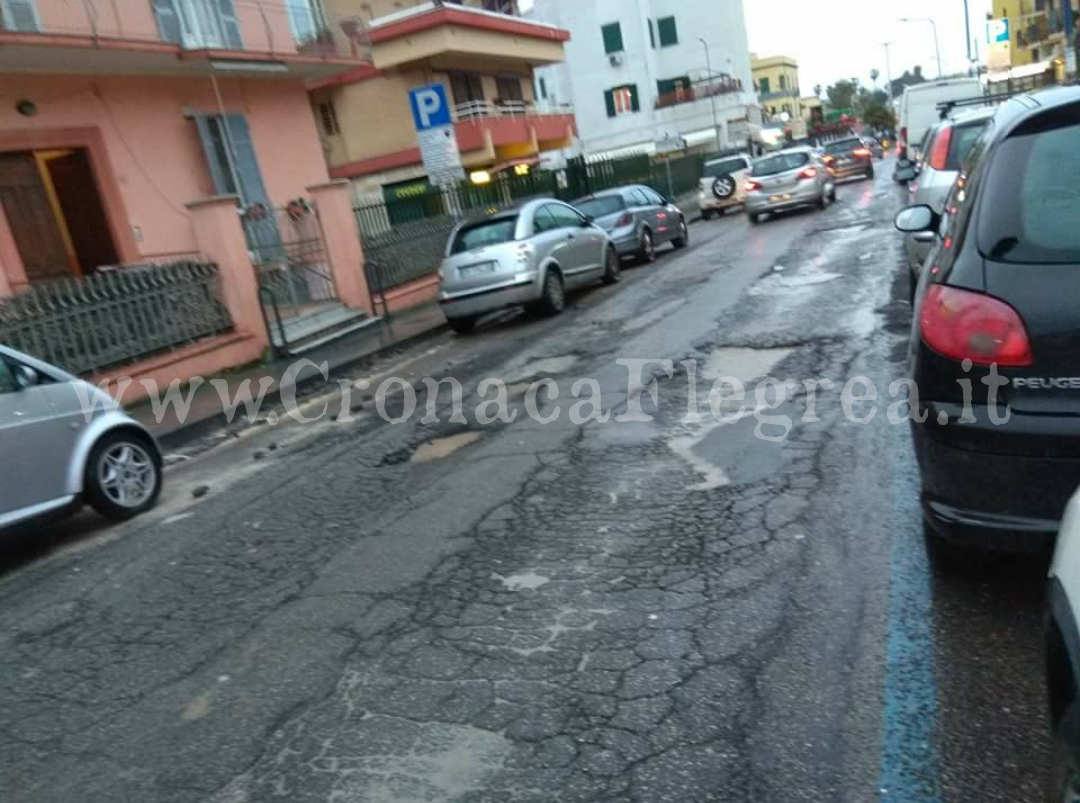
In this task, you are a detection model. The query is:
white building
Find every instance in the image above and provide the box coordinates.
[529,0,759,158]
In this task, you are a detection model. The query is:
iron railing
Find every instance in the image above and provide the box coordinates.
[451,99,575,122]
[0,261,233,376]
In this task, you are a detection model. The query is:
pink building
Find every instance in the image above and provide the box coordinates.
[0,0,378,393]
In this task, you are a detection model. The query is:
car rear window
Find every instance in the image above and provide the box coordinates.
[945,121,989,170]
[450,217,518,254]
[824,139,861,155]
[977,112,1080,264]
[704,158,745,177]
[575,195,626,218]
[751,152,810,177]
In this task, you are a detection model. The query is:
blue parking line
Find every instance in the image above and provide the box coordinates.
[879,493,943,802]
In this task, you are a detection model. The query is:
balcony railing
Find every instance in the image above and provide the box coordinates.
[0,0,371,61]
[451,99,575,122]
[655,77,744,110]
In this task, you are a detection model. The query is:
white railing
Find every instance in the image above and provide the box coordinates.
[450,100,574,123]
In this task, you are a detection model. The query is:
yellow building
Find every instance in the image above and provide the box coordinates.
[750,53,801,119]
[310,0,575,198]
[995,0,1073,72]
[800,95,823,123]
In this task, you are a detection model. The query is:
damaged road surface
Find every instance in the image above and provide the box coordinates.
[0,173,1050,802]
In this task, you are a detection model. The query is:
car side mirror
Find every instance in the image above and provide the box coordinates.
[13,364,39,390]
[894,204,937,233]
[897,159,914,169]
[581,215,595,226]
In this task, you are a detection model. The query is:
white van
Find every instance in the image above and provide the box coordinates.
[898,78,984,161]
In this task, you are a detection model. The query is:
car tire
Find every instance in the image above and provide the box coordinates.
[712,174,737,201]
[829,186,838,203]
[867,167,876,180]
[701,208,715,221]
[818,192,828,211]
[1048,701,1080,803]
[448,316,477,334]
[84,430,163,521]
[748,212,761,225]
[672,219,689,249]
[638,230,656,264]
[601,246,621,285]
[540,269,566,315]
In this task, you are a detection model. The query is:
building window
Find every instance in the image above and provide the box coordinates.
[657,15,677,47]
[759,76,770,95]
[601,22,623,54]
[317,101,339,136]
[496,76,524,103]
[151,0,243,49]
[0,0,39,32]
[193,114,270,208]
[538,76,548,99]
[449,71,485,106]
[779,74,788,90]
[604,85,639,117]
[285,0,323,44]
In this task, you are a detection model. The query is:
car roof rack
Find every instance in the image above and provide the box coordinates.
[936,89,1026,120]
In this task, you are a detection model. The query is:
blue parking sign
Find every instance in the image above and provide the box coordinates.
[409,85,452,131]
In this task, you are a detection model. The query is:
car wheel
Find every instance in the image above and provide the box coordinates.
[601,246,621,285]
[672,219,689,249]
[84,430,162,521]
[818,192,828,211]
[748,212,761,225]
[638,230,656,264]
[829,186,838,203]
[701,208,715,221]
[867,167,876,180]
[712,174,737,202]
[1048,701,1080,803]
[540,269,566,315]
[448,316,477,334]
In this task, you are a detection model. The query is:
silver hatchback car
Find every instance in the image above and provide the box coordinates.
[573,185,688,263]
[744,147,836,224]
[438,199,619,334]
[0,345,163,532]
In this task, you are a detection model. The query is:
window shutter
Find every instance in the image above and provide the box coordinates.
[215,0,243,49]
[629,85,640,113]
[658,16,677,47]
[601,22,623,54]
[149,0,183,42]
[604,89,616,118]
[2,0,39,32]
[223,114,270,206]
[193,115,235,197]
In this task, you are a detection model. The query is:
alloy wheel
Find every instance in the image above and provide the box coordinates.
[98,442,157,509]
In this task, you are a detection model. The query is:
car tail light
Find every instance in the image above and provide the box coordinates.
[615,213,634,228]
[919,285,1033,367]
[852,147,872,158]
[798,166,818,180]
[927,124,953,171]
[899,126,908,158]
[744,179,762,192]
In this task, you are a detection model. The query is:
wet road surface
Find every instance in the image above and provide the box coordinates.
[0,164,1053,802]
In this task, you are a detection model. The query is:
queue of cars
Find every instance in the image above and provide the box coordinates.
[893,85,1080,799]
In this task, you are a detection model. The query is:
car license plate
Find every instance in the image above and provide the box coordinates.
[769,194,792,203]
[460,261,497,278]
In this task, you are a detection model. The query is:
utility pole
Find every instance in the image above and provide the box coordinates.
[963,0,973,73]
[883,42,894,99]
[900,17,943,78]
[699,37,722,152]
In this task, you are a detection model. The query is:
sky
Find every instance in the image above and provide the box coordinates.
[522,0,994,95]
[744,0,993,94]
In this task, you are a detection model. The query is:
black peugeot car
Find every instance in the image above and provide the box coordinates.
[895,86,1080,558]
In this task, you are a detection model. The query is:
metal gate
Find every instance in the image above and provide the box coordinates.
[242,201,336,318]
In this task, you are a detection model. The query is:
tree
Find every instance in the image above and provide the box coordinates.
[888,65,926,99]
[813,84,823,98]
[825,79,859,111]
[870,68,880,90]
[862,102,897,130]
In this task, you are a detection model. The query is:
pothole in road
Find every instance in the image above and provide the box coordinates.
[504,355,579,384]
[749,265,841,296]
[411,431,484,463]
[701,347,793,381]
[493,570,551,591]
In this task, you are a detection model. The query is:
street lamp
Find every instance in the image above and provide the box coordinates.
[883,42,894,99]
[698,37,722,152]
[899,17,943,78]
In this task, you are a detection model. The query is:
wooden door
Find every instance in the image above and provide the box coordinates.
[46,150,118,274]
[0,152,73,282]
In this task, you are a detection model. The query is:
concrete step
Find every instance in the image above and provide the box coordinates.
[268,302,382,355]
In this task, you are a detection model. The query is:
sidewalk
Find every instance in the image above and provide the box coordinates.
[132,301,448,449]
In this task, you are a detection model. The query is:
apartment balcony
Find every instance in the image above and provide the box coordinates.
[451,99,575,164]
[0,0,372,78]
[364,1,568,72]
[757,89,799,102]
[655,77,745,110]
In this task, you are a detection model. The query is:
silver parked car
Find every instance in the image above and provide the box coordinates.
[744,147,836,224]
[0,345,163,532]
[438,199,619,334]
[903,106,995,296]
[573,185,688,263]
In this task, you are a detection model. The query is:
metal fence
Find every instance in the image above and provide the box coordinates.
[0,262,233,376]
[242,202,336,318]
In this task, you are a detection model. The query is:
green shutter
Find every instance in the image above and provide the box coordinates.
[601,22,623,54]
[604,89,616,118]
[657,16,677,47]
[759,77,770,95]
[629,85,640,112]
[648,19,656,48]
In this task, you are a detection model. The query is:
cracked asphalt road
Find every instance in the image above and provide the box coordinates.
[0,165,1052,802]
